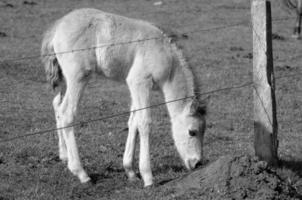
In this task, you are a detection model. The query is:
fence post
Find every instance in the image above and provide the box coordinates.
[251,0,278,165]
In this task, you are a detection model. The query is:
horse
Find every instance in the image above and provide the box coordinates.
[281,0,302,39]
[41,8,207,187]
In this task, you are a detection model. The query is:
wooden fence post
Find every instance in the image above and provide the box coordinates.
[252,0,278,165]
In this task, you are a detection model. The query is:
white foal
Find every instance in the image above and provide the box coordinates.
[41,8,207,187]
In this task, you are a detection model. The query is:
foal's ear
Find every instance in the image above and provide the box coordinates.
[190,96,209,116]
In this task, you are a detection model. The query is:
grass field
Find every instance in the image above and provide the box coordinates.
[1,0,302,199]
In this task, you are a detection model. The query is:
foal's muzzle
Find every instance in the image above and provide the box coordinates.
[187,159,202,170]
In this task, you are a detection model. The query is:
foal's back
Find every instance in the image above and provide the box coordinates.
[52,8,173,81]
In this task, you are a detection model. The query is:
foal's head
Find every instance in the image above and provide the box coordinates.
[172,98,207,170]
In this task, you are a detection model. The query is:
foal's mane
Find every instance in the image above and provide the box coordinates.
[156,25,201,97]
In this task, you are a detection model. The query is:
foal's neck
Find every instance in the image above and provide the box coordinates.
[162,43,197,119]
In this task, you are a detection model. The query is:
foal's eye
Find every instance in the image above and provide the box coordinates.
[188,130,198,137]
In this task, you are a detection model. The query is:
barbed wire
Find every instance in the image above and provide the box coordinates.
[0,10,300,144]
[0,81,253,143]
[2,68,300,143]
[0,16,295,64]
[85,70,302,94]
[0,22,247,64]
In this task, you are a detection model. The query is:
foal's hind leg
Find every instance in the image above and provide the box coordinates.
[126,72,153,187]
[53,93,67,161]
[58,72,90,183]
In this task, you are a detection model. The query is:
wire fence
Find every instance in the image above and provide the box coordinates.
[0,6,301,144]
[0,81,254,143]
[0,16,297,64]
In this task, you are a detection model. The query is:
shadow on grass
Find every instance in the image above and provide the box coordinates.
[280,159,302,177]
[89,173,105,185]
[157,164,185,174]
[158,178,175,186]
[278,159,302,199]
[0,195,13,200]
[87,163,125,184]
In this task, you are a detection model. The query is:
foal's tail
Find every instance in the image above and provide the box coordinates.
[41,22,63,90]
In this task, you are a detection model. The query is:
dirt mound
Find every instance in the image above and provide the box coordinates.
[165,155,301,200]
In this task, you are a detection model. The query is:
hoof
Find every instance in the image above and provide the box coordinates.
[142,174,153,187]
[144,182,154,188]
[78,171,91,183]
[80,176,91,184]
[126,171,139,182]
[143,177,153,187]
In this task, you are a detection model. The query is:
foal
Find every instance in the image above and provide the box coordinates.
[41,8,206,187]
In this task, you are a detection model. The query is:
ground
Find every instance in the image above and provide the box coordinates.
[0,0,302,199]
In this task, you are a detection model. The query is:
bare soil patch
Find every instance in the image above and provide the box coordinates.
[166,155,301,200]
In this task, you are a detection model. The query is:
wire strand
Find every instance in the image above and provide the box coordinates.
[0,81,253,143]
[0,22,247,63]
[0,13,299,143]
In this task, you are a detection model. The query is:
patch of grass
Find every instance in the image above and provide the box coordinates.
[0,0,302,199]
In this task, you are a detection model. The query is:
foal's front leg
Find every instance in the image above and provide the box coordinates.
[123,106,139,181]
[126,77,153,187]
[137,105,152,187]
